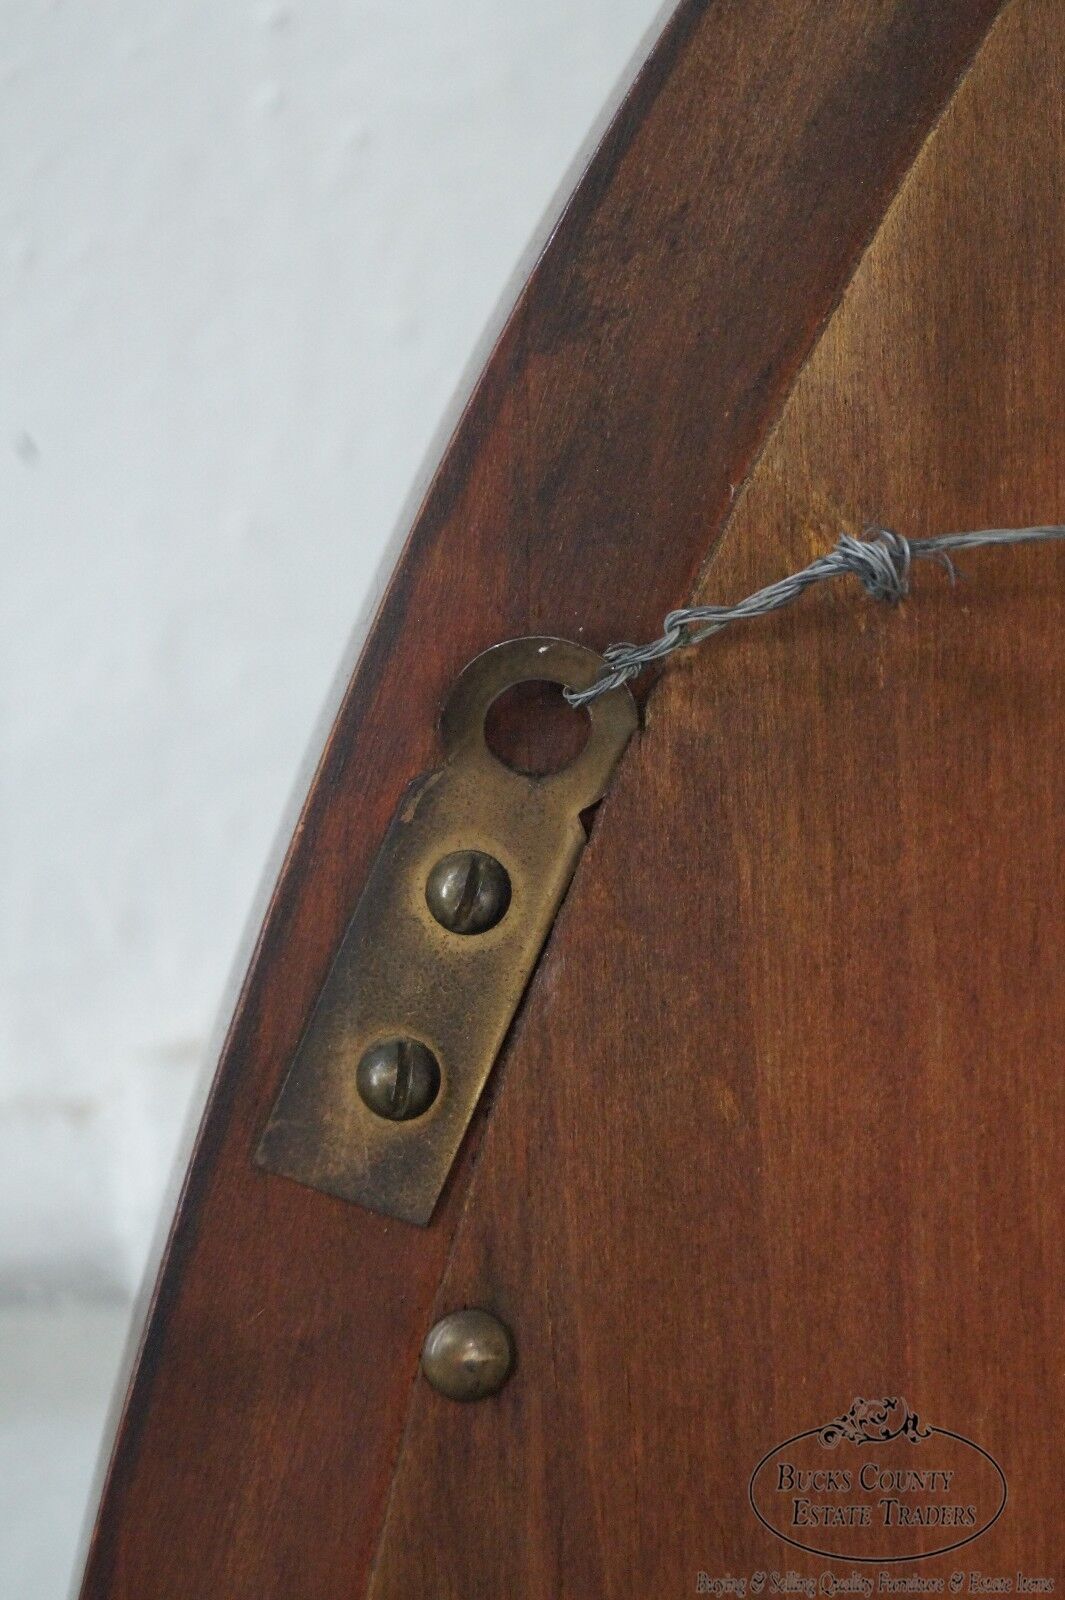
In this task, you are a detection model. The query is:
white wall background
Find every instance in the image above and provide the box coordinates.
[0,2,663,1593]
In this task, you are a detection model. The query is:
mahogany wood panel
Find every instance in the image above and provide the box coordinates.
[368,0,1065,1592]
[79,2,1013,1596]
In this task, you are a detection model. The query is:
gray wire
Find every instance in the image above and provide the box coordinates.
[565,526,1065,707]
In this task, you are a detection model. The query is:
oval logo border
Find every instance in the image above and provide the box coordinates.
[748,1426,1007,1563]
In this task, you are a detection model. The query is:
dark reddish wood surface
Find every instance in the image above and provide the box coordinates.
[77,2,1027,1595]
[368,0,1065,1590]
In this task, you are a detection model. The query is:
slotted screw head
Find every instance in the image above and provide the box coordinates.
[356,1038,440,1121]
[425,849,511,935]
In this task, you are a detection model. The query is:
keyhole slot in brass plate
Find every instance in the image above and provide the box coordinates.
[255,637,637,1224]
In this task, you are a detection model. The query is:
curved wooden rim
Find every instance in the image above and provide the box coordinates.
[78,3,1009,1594]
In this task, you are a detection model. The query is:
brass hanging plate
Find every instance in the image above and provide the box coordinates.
[255,637,637,1224]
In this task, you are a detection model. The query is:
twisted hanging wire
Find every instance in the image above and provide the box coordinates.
[565,525,1065,707]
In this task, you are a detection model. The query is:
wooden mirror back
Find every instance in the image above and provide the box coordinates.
[80,2,1063,1594]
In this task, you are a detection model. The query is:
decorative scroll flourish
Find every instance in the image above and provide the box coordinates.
[818,1397,932,1449]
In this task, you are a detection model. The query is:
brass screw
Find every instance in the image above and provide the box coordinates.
[421,1308,515,1401]
[425,849,511,935]
[356,1038,440,1121]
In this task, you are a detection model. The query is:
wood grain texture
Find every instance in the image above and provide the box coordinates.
[367,0,1065,1592]
[77,2,1020,1596]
